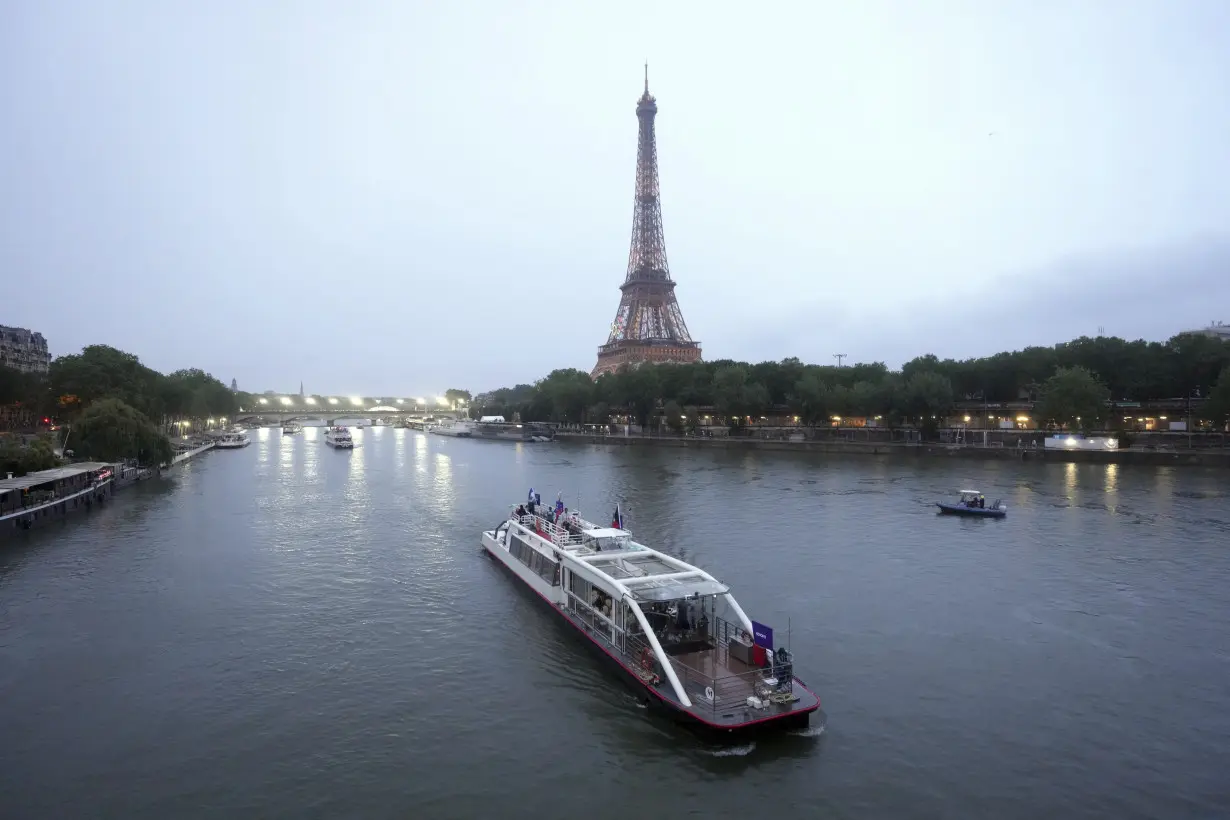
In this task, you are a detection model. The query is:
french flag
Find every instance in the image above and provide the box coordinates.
[611,504,623,529]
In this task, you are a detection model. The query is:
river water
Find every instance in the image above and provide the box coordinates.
[1,427,1228,819]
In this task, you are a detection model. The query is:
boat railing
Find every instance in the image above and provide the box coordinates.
[625,632,664,683]
[714,614,749,648]
[666,655,794,714]
[515,513,585,547]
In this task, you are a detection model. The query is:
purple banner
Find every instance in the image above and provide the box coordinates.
[751,621,773,650]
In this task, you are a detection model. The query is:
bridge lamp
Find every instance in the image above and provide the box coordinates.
[396,399,404,404]
[349,396,362,406]
[328,398,339,405]
[305,397,317,405]
[436,396,449,407]
[415,398,426,407]
[258,398,268,405]
[279,396,292,406]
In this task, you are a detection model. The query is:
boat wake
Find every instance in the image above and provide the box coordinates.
[700,743,756,757]
[788,724,826,738]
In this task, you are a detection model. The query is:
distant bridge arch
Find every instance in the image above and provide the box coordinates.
[231,409,462,426]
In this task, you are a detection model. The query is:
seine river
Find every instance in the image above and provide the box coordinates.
[2,428,1228,819]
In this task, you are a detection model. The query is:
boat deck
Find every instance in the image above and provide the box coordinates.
[553,602,819,731]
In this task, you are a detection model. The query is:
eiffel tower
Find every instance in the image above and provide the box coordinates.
[591,67,701,379]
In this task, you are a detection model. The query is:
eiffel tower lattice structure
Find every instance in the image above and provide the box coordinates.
[591,67,702,379]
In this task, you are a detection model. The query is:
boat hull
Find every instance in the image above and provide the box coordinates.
[1,479,114,540]
[480,530,820,741]
[936,503,1006,518]
[471,423,555,442]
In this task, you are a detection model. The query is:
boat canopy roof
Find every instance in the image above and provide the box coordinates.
[583,527,626,539]
[510,498,737,604]
[627,577,730,602]
[959,489,981,494]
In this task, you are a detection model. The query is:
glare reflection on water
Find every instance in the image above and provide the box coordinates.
[434,451,453,511]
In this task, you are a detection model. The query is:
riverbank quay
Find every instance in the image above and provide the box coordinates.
[167,439,215,467]
[554,431,1230,468]
[1,462,116,538]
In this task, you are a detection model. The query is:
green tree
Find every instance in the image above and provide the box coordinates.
[711,365,769,428]
[71,398,174,465]
[901,371,955,438]
[1202,367,1230,429]
[663,399,685,433]
[1034,366,1111,432]
[164,368,237,421]
[589,401,611,427]
[471,328,1230,433]
[793,370,831,426]
[0,434,60,477]
[444,388,472,407]
[535,370,593,423]
[50,345,167,420]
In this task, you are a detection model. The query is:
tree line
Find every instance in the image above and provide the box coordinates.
[471,333,1230,434]
[1,344,246,470]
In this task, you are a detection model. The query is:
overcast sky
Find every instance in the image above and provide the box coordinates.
[3,1,1229,397]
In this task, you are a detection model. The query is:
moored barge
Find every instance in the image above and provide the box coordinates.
[1,462,115,538]
[471,422,554,442]
[480,493,821,739]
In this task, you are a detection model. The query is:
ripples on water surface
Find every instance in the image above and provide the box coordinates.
[1,427,1228,819]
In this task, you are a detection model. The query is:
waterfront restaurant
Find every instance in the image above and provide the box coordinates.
[0,462,115,531]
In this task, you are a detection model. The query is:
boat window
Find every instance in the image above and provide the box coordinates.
[508,534,560,584]
[509,534,534,566]
[569,572,593,604]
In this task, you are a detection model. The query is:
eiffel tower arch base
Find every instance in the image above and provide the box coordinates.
[591,340,702,380]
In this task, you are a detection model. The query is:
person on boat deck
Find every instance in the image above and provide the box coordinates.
[979,495,985,508]
[515,504,526,517]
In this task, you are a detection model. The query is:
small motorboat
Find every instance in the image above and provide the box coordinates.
[937,489,1007,518]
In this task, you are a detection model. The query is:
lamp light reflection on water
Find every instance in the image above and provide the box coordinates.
[347,431,365,484]
[434,451,453,509]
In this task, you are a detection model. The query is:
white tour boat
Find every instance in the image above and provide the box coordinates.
[282,422,303,435]
[324,426,354,449]
[480,492,821,739]
[214,432,250,449]
[428,418,475,438]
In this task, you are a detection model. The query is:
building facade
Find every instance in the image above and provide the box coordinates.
[1188,321,1230,342]
[0,325,51,375]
